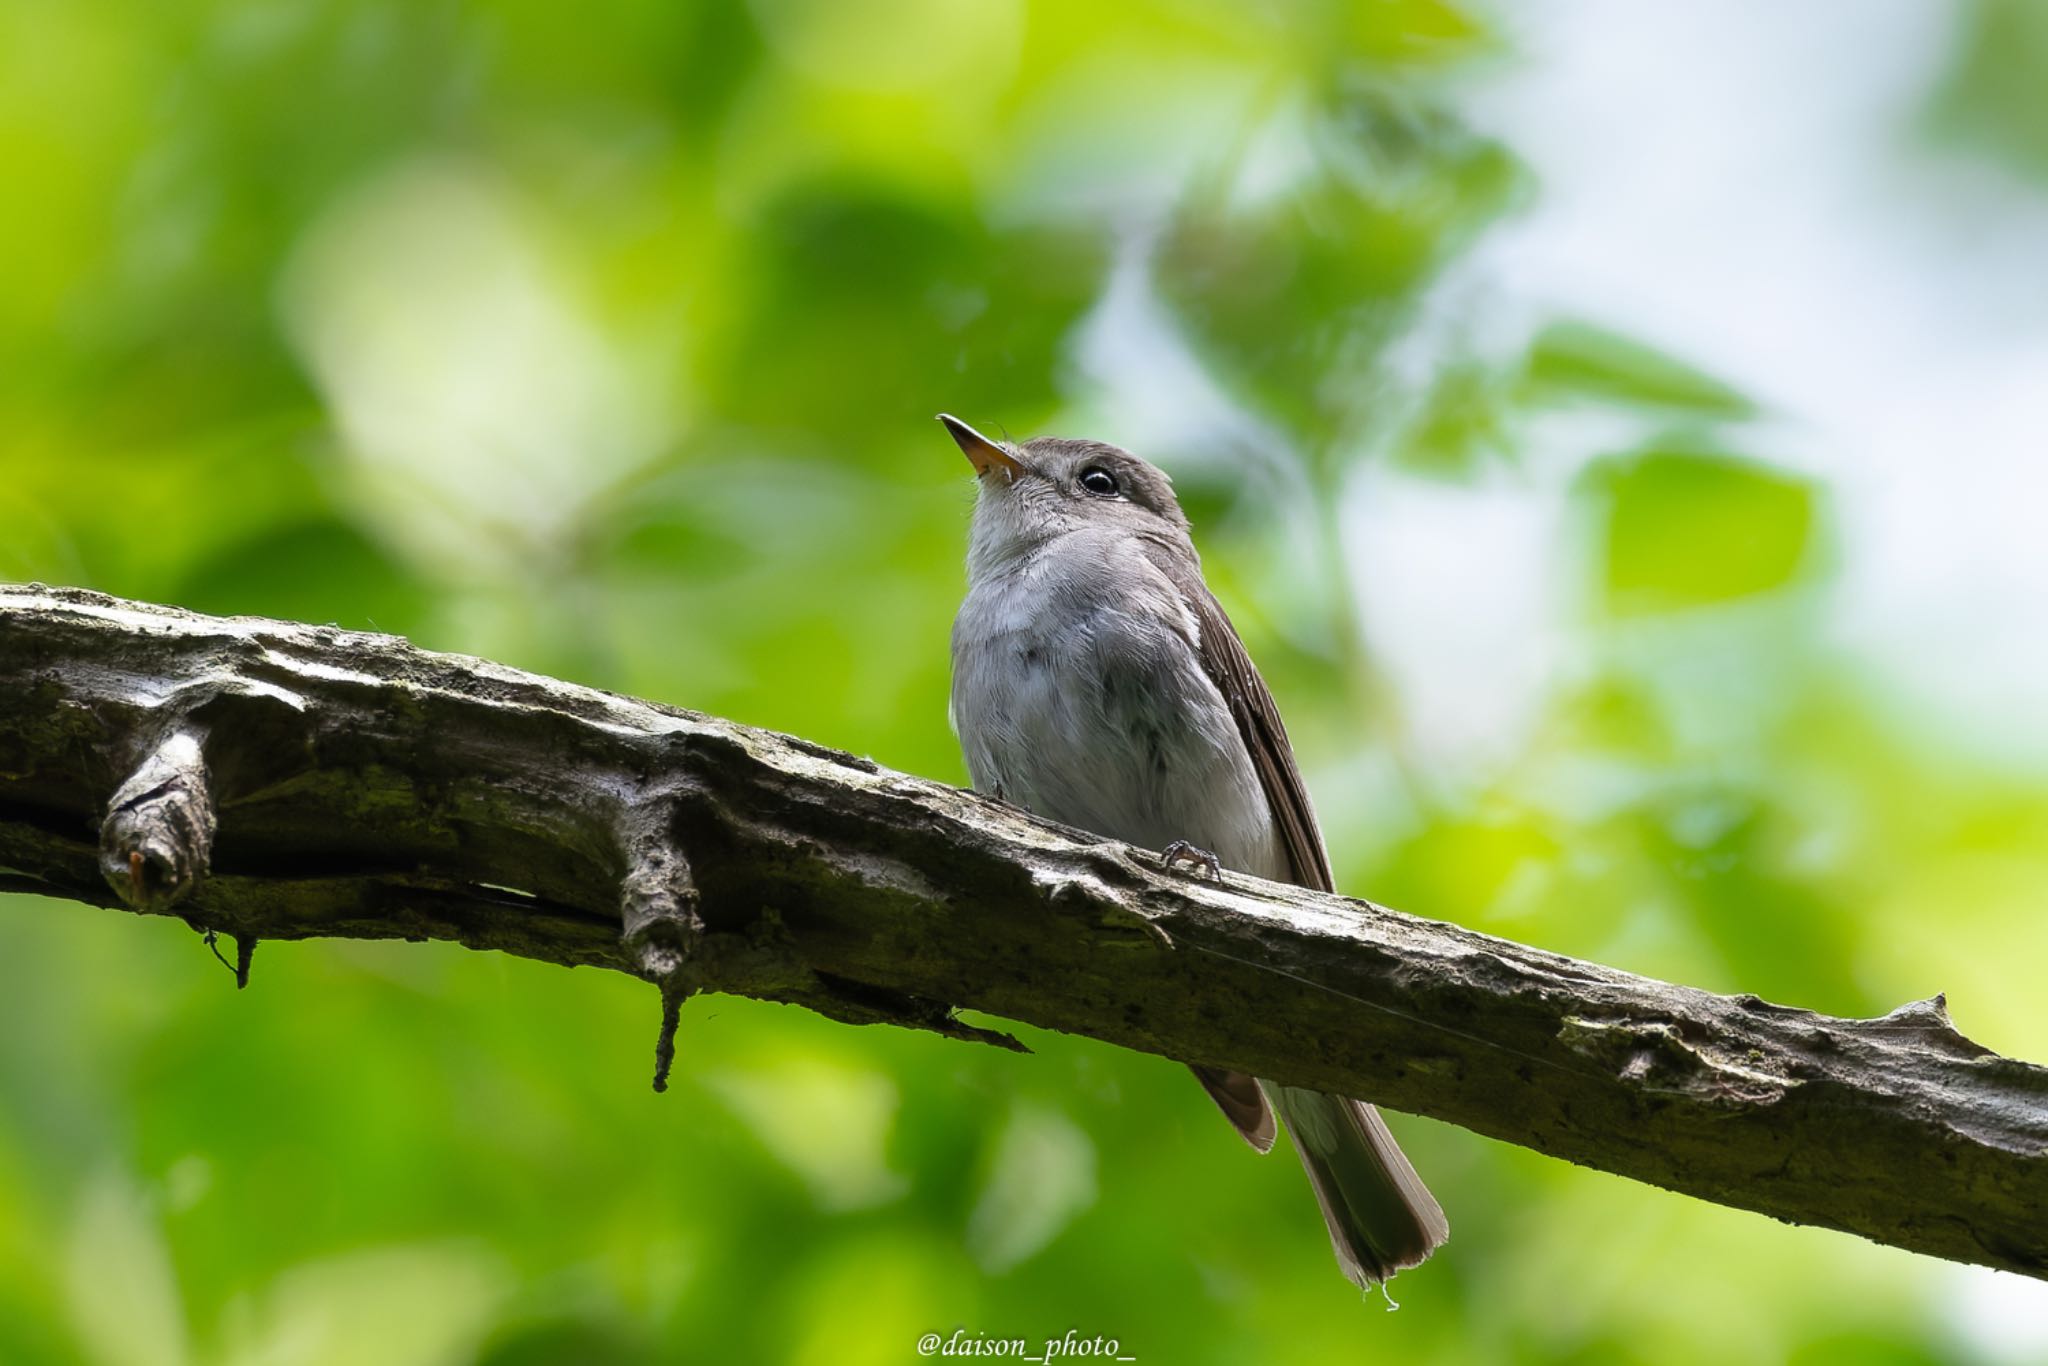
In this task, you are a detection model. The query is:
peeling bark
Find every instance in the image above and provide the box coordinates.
[1,584,2044,1277]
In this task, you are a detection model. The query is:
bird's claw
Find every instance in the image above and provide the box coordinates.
[1161,840,1223,881]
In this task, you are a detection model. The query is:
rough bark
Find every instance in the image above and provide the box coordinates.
[1,584,2043,1278]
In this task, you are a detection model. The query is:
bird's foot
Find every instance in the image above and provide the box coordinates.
[1160,840,1223,881]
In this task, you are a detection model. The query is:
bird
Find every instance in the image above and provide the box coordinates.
[941,412,1447,1292]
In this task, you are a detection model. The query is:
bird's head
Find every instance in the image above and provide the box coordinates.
[939,413,1190,578]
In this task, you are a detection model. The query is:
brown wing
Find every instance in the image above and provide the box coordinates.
[1141,535,1331,1154]
[1142,538,1450,1277]
[1139,536,1335,894]
[1189,1063,1276,1153]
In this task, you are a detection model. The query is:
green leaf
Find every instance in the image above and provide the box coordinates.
[1585,445,1818,615]
[1392,359,1511,476]
[1923,0,2048,184]
[1526,321,1754,417]
[1343,0,1495,66]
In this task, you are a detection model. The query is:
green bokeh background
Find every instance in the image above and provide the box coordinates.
[3,2,2045,1363]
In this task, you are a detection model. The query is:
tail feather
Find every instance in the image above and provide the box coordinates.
[1267,1084,1448,1288]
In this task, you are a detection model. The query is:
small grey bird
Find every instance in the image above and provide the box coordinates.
[941,413,1447,1291]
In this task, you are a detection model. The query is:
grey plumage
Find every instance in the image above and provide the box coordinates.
[942,414,1448,1290]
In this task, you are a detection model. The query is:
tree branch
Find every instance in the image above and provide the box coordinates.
[2,584,2043,1277]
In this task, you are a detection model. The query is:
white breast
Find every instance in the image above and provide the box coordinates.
[950,533,1285,880]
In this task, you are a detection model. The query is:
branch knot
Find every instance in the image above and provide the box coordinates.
[99,729,214,912]
[616,794,704,1092]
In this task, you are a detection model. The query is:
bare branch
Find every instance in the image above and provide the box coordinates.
[1,584,2043,1277]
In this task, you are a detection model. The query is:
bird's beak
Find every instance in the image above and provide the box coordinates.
[938,413,1024,485]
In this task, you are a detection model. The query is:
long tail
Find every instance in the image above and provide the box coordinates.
[1266,1084,1448,1289]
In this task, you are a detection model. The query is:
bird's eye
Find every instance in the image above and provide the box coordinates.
[1078,466,1119,497]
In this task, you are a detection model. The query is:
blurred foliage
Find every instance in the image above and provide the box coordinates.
[1584,444,1817,617]
[0,2,2043,1364]
[1155,83,1524,472]
[1926,0,2048,183]
[1522,321,1754,420]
